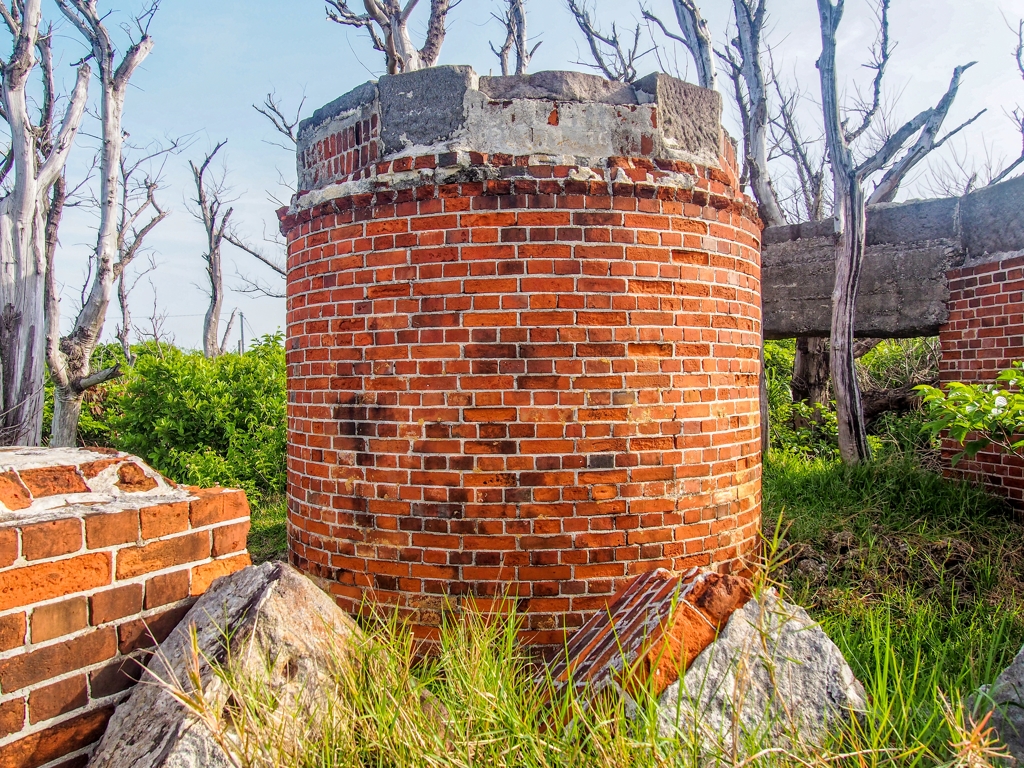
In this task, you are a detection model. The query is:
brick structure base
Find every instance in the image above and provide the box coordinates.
[940,255,1024,506]
[283,152,763,646]
[0,448,251,768]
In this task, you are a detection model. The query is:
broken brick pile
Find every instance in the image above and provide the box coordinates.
[0,447,251,768]
[546,568,753,700]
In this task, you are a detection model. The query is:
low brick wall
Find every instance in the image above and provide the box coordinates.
[0,448,251,768]
[939,255,1024,506]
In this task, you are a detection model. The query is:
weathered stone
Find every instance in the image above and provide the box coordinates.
[89,562,362,768]
[379,65,475,154]
[632,72,722,168]
[479,70,638,105]
[974,642,1024,761]
[658,591,866,752]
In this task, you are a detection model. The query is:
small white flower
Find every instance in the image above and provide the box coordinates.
[996,396,1009,407]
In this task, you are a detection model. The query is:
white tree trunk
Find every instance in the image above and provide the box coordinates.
[49,1,152,447]
[0,202,46,445]
[829,181,871,461]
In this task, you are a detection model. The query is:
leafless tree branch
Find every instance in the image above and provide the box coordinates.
[566,0,645,83]
[326,0,454,74]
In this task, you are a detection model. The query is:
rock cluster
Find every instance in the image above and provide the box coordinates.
[658,591,867,751]
[89,562,361,767]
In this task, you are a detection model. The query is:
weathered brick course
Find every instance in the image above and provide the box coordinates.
[0,448,252,764]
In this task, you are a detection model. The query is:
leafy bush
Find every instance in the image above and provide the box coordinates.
[109,335,286,502]
[917,361,1024,464]
[859,337,940,391]
[764,340,840,458]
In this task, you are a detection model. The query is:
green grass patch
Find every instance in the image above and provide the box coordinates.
[764,451,1024,764]
[248,496,287,564]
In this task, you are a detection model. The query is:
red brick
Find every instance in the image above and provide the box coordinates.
[18,466,88,497]
[31,597,89,643]
[0,626,116,691]
[84,509,140,549]
[89,583,143,626]
[212,521,250,557]
[115,462,158,492]
[0,472,30,510]
[78,458,121,479]
[115,531,211,579]
[22,517,82,560]
[140,501,189,540]
[145,570,190,609]
[190,553,251,596]
[0,553,111,612]
[0,611,26,651]
[188,487,250,527]
[0,705,112,768]
[28,674,88,724]
[0,696,24,738]
[0,526,16,567]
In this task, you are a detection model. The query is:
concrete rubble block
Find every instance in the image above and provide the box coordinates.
[545,568,753,702]
[478,70,638,105]
[378,65,475,154]
[974,642,1024,762]
[658,591,867,752]
[632,72,722,168]
[88,562,363,768]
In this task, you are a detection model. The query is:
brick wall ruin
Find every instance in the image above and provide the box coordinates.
[761,175,1024,506]
[280,67,763,646]
[0,448,251,768]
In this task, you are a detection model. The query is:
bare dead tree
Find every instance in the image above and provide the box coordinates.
[191,141,237,358]
[225,232,285,299]
[325,0,453,74]
[491,0,539,76]
[988,19,1024,186]
[817,0,977,463]
[0,2,89,445]
[642,0,714,90]
[566,0,645,83]
[46,0,157,447]
[254,91,304,151]
[114,253,158,364]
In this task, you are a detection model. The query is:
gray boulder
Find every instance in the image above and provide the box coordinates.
[976,644,1024,762]
[659,590,866,753]
[89,562,362,767]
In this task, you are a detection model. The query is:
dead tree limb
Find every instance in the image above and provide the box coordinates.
[989,20,1024,186]
[817,0,976,463]
[191,141,236,358]
[491,0,539,76]
[641,0,714,90]
[325,0,453,74]
[566,0,644,83]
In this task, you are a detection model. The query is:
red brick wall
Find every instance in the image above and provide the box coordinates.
[282,152,763,646]
[940,255,1024,505]
[0,456,250,768]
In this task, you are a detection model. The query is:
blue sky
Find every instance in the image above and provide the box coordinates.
[41,0,1024,349]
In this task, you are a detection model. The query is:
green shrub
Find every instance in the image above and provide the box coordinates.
[105,335,286,502]
[918,361,1024,464]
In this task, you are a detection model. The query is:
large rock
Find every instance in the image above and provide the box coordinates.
[976,643,1024,761]
[89,562,362,767]
[658,590,866,752]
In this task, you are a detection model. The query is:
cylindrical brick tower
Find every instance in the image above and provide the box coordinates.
[280,67,762,645]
